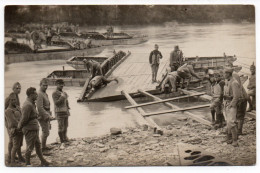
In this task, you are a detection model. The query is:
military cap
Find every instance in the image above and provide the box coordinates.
[83,59,88,63]
[55,79,64,85]
[174,45,179,50]
[224,67,233,74]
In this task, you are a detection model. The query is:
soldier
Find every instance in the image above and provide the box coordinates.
[211,73,225,128]
[232,73,248,136]
[36,78,54,153]
[177,62,202,89]
[5,94,24,166]
[18,87,50,166]
[149,44,163,83]
[52,79,70,149]
[83,59,103,79]
[161,71,180,93]
[223,68,240,147]
[88,75,119,92]
[169,45,183,71]
[5,82,23,164]
[247,63,256,112]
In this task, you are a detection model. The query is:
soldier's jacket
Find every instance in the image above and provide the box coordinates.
[247,74,256,90]
[177,64,196,78]
[211,82,222,103]
[52,89,70,117]
[36,90,51,120]
[223,77,241,107]
[149,50,163,65]
[170,50,183,66]
[5,107,21,130]
[18,98,39,131]
[5,92,20,110]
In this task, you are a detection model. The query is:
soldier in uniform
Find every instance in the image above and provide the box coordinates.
[36,78,54,153]
[88,75,119,92]
[18,87,50,166]
[169,45,183,71]
[5,82,24,164]
[83,59,103,79]
[161,71,180,93]
[149,44,163,83]
[5,94,24,165]
[177,62,202,89]
[52,79,70,149]
[223,68,241,147]
[247,63,256,112]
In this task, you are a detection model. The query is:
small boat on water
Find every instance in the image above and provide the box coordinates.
[46,50,131,87]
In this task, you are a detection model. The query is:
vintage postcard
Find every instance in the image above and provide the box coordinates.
[4,5,256,167]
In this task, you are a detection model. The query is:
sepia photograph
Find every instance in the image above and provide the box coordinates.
[3,4,256,167]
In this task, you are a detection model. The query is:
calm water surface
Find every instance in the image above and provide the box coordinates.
[4,23,255,151]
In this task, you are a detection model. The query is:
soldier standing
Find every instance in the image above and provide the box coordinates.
[169,45,183,71]
[18,87,50,166]
[5,82,24,164]
[223,68,241,147]
[5,93,25,166]
[36,79,54,153]
[52,79,70,149]
[247,63,256,112]
[149,44,163,83]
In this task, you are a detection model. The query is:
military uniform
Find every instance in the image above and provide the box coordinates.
[52,89,70,143]
[36,90,51,149]
[247,73,256,110]
[84,60,103,78]
[149,50,163,82]
[223,76,241,146]
[18,98,47,165]
[170,50,183,71]
[210,81,224,126]
[5,106,23,164]
[161,71,179,92]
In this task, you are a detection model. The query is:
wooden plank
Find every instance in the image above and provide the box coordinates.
[121,90,163,134]
[178,89,212,101]
[77,77,91,102]
[125,92,206,109]
[143,104,211,117]
[138,89,212,127]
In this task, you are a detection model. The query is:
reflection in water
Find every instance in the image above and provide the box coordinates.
[4,23,255,152]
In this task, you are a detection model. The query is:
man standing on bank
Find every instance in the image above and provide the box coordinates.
[52,79,70,149]
[36,78,54,153]
[5,93,25,166]
[170,45,183,72]
[223,68,241,147]
[149,44,163,83]
[5,82,24,164]
[247,63,256,112]
[18,87,50,166]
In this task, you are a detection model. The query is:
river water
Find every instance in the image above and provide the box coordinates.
[4,23,255,152]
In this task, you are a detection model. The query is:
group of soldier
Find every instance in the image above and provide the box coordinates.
[150,44,256,147]
[5,79,70,166]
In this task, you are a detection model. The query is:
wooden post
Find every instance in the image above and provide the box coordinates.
[121,90,163,135]
[138,89,212,127]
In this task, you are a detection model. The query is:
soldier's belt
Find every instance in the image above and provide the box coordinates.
[223,95,233,101]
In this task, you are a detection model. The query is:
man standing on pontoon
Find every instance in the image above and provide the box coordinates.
[170,45,183,72]
[149,44,163,83]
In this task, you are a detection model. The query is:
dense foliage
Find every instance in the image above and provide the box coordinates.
[5,5,255,26]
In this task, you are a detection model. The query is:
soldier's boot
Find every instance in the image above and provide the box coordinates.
[25,152,31,166]
[64,130,69,142]
[10,147,17,165]
[231,127,239,147]
[222,133,232,144]
[237,119,244,136]
[35,145,50,166]
[211,110,216,125]
[17,148,25,163]
[58,132,65,143]
[7,142,12,164]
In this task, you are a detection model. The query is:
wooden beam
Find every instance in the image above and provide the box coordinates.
[77,77,91,102]
[138,89,212,127]
[121,90,163,134]
[178,88,212,101]
[143,104,211,117]
[125,92,206,109]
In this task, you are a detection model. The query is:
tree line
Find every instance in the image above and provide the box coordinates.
[5,5,255,26]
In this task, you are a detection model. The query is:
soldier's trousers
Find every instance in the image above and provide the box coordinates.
[39,119,50,148]
[23,129,45,163]
[10,132,23,162]
[57,116,68,133]
[224,104,237,133]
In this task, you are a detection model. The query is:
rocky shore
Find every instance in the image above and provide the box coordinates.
[6,116,256,167]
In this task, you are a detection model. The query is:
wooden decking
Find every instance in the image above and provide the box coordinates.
[88,53,168,101]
